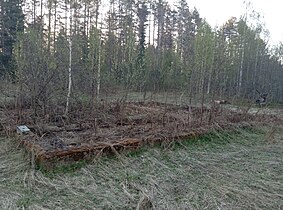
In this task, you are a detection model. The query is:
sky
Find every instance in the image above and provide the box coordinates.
[169,0,283,45]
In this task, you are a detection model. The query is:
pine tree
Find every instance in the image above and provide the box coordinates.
[136,1,148,95]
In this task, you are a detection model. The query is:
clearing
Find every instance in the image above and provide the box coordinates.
[0,125,282,209]
[0,98,282,209]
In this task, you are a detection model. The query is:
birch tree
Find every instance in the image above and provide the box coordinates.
[65,2,73,115]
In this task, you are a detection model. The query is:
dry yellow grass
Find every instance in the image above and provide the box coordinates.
[0,126,282,209]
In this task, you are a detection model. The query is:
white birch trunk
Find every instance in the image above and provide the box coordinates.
[96,35,101,100]
[65,6,72,115]
[239,44,244,90]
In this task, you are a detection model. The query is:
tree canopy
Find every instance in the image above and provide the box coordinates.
[1,0,283,108]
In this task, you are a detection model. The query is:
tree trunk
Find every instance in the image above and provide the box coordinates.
[238,45,244,92]
[65,6,72,115]
[53,0,57,53]
[96,28,102,101]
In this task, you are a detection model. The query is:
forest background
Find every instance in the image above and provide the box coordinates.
[1,0,283,114]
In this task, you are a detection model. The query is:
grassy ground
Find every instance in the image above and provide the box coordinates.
[0,126,282,210]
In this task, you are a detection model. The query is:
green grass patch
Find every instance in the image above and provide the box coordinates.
[38,160,88,178]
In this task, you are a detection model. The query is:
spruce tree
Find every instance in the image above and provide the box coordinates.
[0,0,24,77]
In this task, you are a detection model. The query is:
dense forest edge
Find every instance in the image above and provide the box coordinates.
[0,0,283,115]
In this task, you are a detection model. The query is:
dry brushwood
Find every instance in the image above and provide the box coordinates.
[136,193,154,210]
[2,101,280,170]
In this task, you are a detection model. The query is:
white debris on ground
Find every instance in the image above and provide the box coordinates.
[16,125,30,135]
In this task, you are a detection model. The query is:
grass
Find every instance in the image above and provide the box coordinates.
[0,126,283,209]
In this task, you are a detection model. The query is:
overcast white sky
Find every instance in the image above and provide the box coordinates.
[169,0,283,45]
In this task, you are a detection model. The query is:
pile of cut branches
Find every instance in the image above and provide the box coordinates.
[1,101,280,170]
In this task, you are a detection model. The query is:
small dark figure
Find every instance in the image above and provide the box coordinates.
[256,93,267,106]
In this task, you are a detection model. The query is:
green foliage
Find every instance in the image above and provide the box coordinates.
[0,0,24,77]
[14,27,62,112]
[2,0,283,110]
